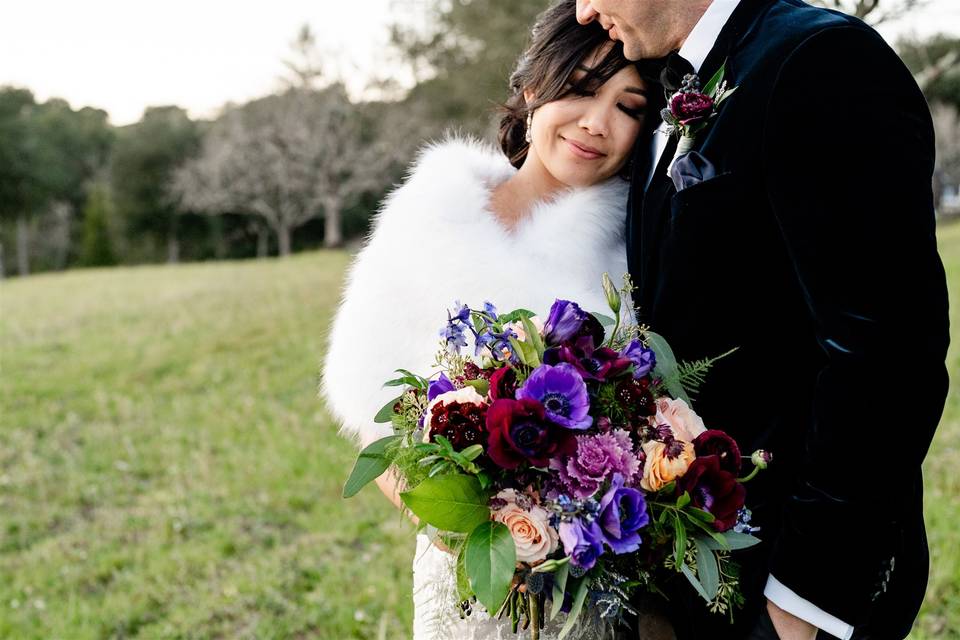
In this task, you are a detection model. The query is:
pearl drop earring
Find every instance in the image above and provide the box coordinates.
[525,111,533,144]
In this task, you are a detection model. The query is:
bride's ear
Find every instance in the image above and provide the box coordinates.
[523,88,536,106]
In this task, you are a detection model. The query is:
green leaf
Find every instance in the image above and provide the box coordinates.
[509,336,540,367]
[703,63,726,97]
[550,562,570,621]
[459,444,484,461]
[646,331,691,404]
[687,507,716,523]
[591,312,616,327]
[676,491,691,509]
[722,531,762,550]
[498,308,537,324]
[464,521,516,614]
[683,513,728,546]
[717,86,738,104]
[382,375,421,388]
[400,474,490,533]
[521,315,546,358]
[456,546,474,601]
[463,379,490,396]
[673,512,687,567]
[681,564,711,602]
[558,576,590,639]
[694,537,719,600]
[342,435,401,498]
[656,480,677,496]
[374,396,402,423]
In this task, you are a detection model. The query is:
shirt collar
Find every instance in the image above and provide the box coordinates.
[677,0,741,73]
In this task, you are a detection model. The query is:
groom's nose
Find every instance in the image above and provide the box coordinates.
[576,0,599,25]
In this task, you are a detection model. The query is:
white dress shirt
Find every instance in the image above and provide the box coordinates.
[646,2,855,638]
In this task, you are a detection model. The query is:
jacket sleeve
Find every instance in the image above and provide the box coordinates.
[759,25,950,624]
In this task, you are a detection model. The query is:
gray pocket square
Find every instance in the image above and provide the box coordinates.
[669,151,717,192]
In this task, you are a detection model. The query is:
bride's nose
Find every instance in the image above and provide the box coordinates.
[578,104,610,137]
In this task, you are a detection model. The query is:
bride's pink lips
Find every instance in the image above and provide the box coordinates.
[564,137,606,160]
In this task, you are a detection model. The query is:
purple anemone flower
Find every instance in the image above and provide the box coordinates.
[427,373,456,402]
[620,340,657,379]
[544,341,633,382]
[598,473,649,554]
[516,363,592,430]
[543,300,590,345]
[559,517,605,570]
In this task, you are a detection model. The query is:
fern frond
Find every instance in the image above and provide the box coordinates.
[677,348,738,398]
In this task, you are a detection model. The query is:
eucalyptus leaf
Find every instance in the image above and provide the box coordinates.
[374,396,402,423]
[645,331,691,404]
[673,512,687,567]
[400,474,490,532]
[694,537,720,600]
[681,564,711,602]
[591,312,616,327]
[464,522,516,614]
[342,435,401,498]
[550,562,570,621]
[558,576,590,640]
[722,531,762,550]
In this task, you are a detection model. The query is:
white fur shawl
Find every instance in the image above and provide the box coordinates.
[320,137,631,448]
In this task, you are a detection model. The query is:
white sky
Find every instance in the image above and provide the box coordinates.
[1,0,957,126]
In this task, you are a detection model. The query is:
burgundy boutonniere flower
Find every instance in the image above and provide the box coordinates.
[661,62,738,158]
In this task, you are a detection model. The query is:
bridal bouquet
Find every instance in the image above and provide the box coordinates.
[343,274,770,638]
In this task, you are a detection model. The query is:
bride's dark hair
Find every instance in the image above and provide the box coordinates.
[499,0,637,169]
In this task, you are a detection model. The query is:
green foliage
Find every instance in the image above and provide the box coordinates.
[399,474,490,532]
[464,521,516,614]
[78,183,118,267]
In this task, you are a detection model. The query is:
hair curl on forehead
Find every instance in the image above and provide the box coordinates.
[498,0,637,169]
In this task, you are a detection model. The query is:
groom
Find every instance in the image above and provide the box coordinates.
[576,0,950,639]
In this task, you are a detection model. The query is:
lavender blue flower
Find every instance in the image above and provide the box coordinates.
[542,299,591,345]
[427,373,455,402]
[559,517,605,570]
[597,473,649,554]
[516,363,592,430]
[620,340,657,379]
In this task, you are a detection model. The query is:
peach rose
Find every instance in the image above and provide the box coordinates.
[491,490,558,563]
[640,439,696,491]
[654,397,706,443]
[422,386,486,442]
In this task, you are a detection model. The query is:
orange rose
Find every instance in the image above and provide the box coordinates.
[640,439,695,491]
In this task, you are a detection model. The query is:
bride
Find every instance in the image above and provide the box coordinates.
[321,1,653,637]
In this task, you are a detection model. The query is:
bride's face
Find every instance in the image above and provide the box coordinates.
[524,58,647,188]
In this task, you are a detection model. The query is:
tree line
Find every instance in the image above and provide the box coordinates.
[0,0,957,277]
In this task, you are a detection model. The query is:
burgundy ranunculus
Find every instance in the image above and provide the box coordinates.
[670,91,714,125]
[486,398,577,469]
[488,366,518,401]
[427,400,488,451]
[677,455,745,532]
[544,341,633,382]
[693,429,742,475]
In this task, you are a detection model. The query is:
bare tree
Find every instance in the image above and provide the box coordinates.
[811,0,928,25]
[171,85,393,254]
[931,102,960,212]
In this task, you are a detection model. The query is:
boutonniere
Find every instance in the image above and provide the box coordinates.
[661,62,738,162]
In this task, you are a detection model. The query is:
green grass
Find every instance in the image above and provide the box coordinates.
[0,225,958,639]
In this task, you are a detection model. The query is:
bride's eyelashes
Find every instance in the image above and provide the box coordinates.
[565,85,646,120]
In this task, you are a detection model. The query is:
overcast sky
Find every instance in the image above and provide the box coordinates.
[1,0,957,126]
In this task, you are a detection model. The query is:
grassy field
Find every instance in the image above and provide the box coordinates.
[1,223,958,639]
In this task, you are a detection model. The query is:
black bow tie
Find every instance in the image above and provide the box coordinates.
[636,50,695,94]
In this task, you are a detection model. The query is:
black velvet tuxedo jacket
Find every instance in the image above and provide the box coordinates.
[625,1,950,638]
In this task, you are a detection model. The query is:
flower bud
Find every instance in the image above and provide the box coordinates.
[750,449,773,469]
[601,272,621,315]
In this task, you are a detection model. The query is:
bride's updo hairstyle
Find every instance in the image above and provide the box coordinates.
[499,0,633,169]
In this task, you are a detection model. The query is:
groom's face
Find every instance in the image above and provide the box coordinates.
[576,0,677,60]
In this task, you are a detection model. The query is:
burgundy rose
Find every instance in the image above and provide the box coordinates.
[427,400,488,451]
[670,91,714,125]
[677,455,745,532]
[692,429,742,475]
[486,398,577,469]
[488,366,518,401]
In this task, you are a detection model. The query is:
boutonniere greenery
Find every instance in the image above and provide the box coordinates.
[661,62,738,157]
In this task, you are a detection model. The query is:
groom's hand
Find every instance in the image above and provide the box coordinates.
[766,599,818,640]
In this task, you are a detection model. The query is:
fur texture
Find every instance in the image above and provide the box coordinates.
[320,137,631,448]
